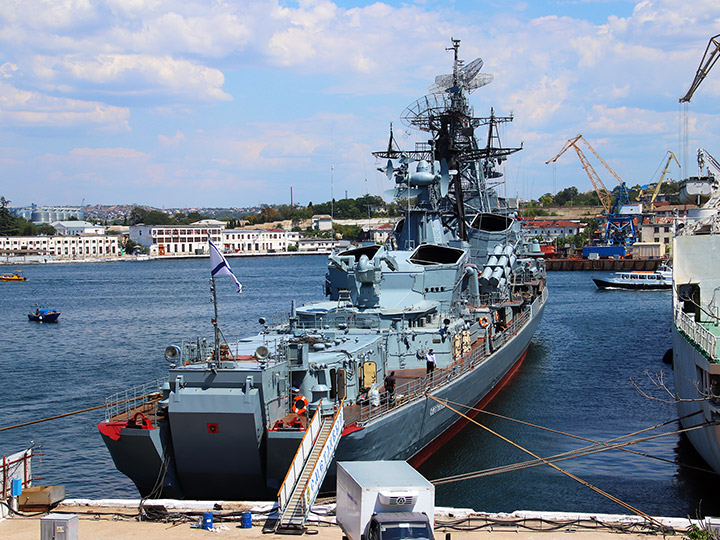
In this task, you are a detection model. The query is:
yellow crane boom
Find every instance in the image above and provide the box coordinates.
[545,134,623,213]
[648,151,680,210]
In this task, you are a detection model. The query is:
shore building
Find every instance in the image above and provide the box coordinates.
[52,221,105,235]
[521,218,586,241]
[0,234,118,260]
[129,225,223,256]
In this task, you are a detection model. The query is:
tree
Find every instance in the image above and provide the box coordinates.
[538,194,555,207]
[554,186,579,206]
[0,196,18,236]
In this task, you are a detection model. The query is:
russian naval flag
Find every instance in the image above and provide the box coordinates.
[209,239,242,293]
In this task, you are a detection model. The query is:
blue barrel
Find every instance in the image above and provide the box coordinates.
[241,511,252,528]
[202,512,213,530]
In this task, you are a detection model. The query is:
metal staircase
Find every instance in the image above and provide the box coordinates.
[277,399,345,532]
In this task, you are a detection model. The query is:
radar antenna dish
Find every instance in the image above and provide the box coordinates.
[400,94,452,132]
[428,56,493,94]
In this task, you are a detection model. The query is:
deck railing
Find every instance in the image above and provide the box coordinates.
[347,302,536,426]
[1,448,34,499]
[676,308,719,363]
[103,377,166,422]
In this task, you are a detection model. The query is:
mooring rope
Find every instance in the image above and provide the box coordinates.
[433,398,716,477]
[427,394,667,530]
[432,421,712,485]
[0,393,160,432]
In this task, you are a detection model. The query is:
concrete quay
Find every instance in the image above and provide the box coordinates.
[0,499,702,540]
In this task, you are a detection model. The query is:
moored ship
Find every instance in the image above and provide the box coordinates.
[672,180,720,472]
[98,39,547,502]
[671,33,720,474]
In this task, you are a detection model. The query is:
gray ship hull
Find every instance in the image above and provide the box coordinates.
[100,293,546,500]
[672,328,720,472]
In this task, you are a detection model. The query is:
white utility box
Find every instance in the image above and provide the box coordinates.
[336,461,435,540]
[40,513,78,540]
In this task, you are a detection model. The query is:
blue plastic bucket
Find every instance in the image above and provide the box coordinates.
[241,511,252,528]
[202,512,213,530]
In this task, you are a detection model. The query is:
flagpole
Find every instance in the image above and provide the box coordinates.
[211,275,220,365]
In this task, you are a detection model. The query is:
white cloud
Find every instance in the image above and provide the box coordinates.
[32,54,231,102]
[158,130,185,146]
[70,147,150,159]
[0,81,129,129]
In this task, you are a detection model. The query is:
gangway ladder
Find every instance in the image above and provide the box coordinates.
[276,398,345,533]
[337,289,353,308]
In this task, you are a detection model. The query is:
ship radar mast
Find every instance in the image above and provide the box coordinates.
[374,38,521,243]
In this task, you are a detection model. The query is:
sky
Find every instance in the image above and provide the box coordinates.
[1,0,720,209]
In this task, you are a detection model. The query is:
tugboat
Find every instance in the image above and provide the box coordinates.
[98,38,548,503]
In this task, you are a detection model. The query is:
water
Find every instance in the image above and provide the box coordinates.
[0,259,715,516]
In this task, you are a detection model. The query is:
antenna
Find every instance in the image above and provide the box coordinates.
[428,56,493,95]
[330,165,334,247]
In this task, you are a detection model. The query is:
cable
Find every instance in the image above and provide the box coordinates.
[427,394,669,531]
[432,398,717,478]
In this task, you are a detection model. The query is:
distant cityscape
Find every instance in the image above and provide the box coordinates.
[10,203,271,224]
[0,179,696,264]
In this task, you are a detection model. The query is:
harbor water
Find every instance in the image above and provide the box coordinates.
[0,256,716,516]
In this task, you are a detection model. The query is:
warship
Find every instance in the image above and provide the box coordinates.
[672,158,720,472]
[98,39,548,502]
[671,34,720,473]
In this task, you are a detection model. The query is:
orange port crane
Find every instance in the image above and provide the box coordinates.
[545,134,623,213]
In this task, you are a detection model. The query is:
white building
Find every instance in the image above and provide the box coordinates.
[129,225,223,256]
[52,220,105,235]
[639,217,674,252]
[297,238,350,252]
[222,229,296,253]
[311,215,333,231]
[521,218,585,241]
[0,235,118,259]
[129,224,302,256]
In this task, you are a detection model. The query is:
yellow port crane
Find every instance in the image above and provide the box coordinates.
[545,134,623,213]
[680,34,720,103]
[639,151,680,211]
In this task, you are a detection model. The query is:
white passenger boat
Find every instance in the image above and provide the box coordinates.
[592,264,672,290]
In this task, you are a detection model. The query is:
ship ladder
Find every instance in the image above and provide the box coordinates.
[276,399,345,533]
[337,289,353,308]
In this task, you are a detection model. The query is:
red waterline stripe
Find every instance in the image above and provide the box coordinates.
[408,347,529,468]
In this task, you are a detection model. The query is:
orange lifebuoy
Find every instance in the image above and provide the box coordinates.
[292,395,308,414]
[479,316,489,328]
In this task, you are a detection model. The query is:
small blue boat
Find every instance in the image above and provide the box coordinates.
[28,307,60,322]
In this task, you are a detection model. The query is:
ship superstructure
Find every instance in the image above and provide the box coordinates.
[98,38,547,503]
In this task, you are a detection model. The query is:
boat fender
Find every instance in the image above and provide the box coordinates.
[479,316,489,328]
[292,395,308,414]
